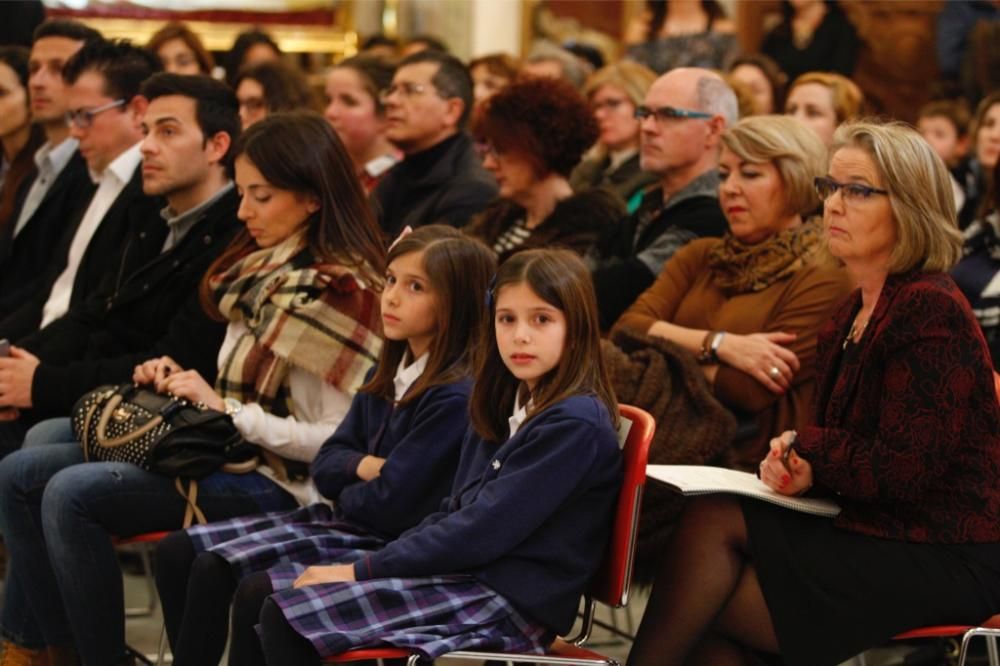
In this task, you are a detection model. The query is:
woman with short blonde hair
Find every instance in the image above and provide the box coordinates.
[785,71,864,146]
[830,121,963,274]
[571,60,659,212]
[614,115,851,468]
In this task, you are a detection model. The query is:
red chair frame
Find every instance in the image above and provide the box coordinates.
[323,404,656,666]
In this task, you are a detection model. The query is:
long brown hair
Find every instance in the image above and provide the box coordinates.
[200,111,385,318]
[362,225,496,404]
[469,249,618,442]
[0,46,44,229]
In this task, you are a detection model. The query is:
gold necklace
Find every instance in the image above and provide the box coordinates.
[843,315,869,349]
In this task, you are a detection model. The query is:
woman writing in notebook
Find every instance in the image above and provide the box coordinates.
[628,121,1000,666]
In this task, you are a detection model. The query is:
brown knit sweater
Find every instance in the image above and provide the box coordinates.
[613,237,853,468]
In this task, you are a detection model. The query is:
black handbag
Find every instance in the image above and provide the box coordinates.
[71,383,256,479]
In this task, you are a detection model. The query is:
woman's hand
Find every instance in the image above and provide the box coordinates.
[159,370,225,412]
[133,356,183,389]
[293,564,356,588]
[716,332,800,394]
[759,430,813,496]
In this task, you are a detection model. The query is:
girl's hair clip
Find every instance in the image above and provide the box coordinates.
[485,273,497,311]
[388,225,414,252]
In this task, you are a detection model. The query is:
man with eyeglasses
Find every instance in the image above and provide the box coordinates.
[587,67,737,330]
[0,39,162,346]
[371,50,496,236]
[0,20,101,332]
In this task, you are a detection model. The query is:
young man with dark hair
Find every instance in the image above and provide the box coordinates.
[0,73,243,666]
[0,38,162,343]
[0,19,103,327]
[0,72,240,449]
[372,50,497,235]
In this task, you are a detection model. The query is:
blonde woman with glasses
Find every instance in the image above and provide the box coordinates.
[628,120,1000,666]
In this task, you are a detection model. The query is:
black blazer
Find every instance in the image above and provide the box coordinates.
[22,186,241,419]
[0,151,95,322]
[0,163,163,342]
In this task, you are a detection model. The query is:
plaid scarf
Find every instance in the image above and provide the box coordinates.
[210,232,382,419]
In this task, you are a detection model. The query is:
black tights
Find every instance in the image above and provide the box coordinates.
[259,597,321,665]
[626,496,779,666]
[155,531,278,666]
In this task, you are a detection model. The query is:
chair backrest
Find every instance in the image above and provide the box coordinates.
[588,404,654,608]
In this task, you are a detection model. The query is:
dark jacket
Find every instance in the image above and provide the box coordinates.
[569,153,657,214]
[21,186,241,419]
[465,188,625,264]
[311,378,471,538]
[589,179,727,330]
[798,272,1000,543]
[0,164,161,341]
[354,395,622,635]
[372,132,497,237]
[0,151,95,325]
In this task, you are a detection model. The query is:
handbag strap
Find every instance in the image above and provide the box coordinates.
[79,397,105,462]
[96,393,165,448]
[174,478,207,528]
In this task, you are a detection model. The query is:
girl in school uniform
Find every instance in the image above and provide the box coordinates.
[251,248,624,665]
[153,225,496,666]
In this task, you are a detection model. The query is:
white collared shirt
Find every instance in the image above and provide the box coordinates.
[393,352,429,402]
[13,138,80,238]
[41,142,143,327]
[508,392,532,439]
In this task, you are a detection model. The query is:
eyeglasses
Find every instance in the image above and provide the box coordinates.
[634,105,713,122]
[379,82,436,102]
[64,98,126,129]
[238,97,266,113]
[474,142,499,160]
[814,176,889,203]
[592,98,630,113]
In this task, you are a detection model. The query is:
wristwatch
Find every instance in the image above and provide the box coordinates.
[223,397,243,418]
[698,331,726,364]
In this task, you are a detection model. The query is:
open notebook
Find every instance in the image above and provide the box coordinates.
[647,465,841,518]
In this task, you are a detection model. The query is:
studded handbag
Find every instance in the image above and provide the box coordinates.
[71,383,256,479]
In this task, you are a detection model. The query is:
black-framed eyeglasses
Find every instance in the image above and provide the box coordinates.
[379,82,437,102]
[64,98,126,129]
[814,176,889,203]
[634,105,713,122]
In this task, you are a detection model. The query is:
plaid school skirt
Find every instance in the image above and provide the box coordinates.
[188,504,552,659]
[266,572,552,659]
[187,503,386,580]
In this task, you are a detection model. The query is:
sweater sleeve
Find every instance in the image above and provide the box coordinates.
[309,394,372,501]
[353,413,614,581]
[714,264,852,413]
[336,385,469,536]
[796,286,980,502]
[612,241,704,336]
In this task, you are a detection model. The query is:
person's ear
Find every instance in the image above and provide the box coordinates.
[441,97,465,130]
[305,195,320,214]
[705,114,726,146]
[128,95,149,128]
[205,130,232,166]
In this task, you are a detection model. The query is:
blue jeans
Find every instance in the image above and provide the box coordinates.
[0,418,298,665]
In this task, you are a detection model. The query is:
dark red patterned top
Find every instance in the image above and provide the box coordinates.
[797,271,1000,543]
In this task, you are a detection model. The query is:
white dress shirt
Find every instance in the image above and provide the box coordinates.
[13,138,80,238]
[40,142,142,327]
[508,392,532,439]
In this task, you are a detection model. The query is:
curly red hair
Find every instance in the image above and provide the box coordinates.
[473,76,598,177]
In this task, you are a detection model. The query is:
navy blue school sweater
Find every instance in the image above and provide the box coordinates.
[353,394,623,635]
[310,379,472,538]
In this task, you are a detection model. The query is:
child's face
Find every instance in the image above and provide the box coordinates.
[494,282,566,391]
[918,116,964,165]
[382,249,437,359]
